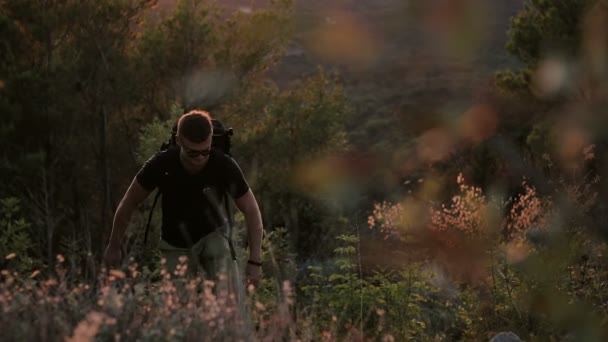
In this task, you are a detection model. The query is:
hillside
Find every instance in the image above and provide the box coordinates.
[280,0,526,149]
[155,0,525,148]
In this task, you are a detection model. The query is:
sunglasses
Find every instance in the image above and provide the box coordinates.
[182,145,212,157]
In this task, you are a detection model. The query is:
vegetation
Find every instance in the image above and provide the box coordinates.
[2,0,608,340]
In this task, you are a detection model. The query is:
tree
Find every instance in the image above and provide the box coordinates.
[496,0,592,98]
[0,0,330,272]
[490,0,600,175]
[222,69,352,262]
[133,0,292,114]
[0,198,34,272]
[0,0,156,269]
[489,0,608,241]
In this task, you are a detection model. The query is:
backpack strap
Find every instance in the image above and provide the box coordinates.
[223,192,237,261]
[143,190,161,246]
[144,189,237,261]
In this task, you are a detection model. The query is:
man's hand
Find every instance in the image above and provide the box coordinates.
[246,262,262,287]
[104,177,150,269]
[235,190,264,288]
[103,243,122,268]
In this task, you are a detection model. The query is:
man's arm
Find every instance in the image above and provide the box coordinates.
[104,178,152,266]
[234,189,263,284]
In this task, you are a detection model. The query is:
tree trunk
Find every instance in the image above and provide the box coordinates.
[42,166,55,269]
[84,210,96,280]
[100,104,112,244]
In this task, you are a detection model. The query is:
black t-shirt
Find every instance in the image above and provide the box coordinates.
[136,147,249,248]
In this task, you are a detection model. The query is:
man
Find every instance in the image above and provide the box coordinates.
[104,110,263,288]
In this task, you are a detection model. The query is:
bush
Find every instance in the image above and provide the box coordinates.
[0,197,35,272]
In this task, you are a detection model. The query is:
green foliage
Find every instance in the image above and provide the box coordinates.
[0,0,160,270]
[260,227,298,282]
[507,0,585,65]
[136,103,183,163]
[222,69,352,260]
[495,69,533,97]
[490,0,600,189]
[7,0,608,340]
[496,0,591,94]
[300,234,477,340]
[134,0,292,111]
[525,119,554,159]
[248,226,299,333]
[213,0,293,79]
[0,198,34,272]
[226,69,350,186]
[135,0,218,110]
[471,228,608,340]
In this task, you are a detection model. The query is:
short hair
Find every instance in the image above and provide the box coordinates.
[177,110,213,143]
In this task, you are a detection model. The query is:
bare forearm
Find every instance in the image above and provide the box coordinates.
[235,190,264,262]
[245,213,263,262]
[109,204,132,247]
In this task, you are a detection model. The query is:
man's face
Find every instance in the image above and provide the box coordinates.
[178,135,212,167]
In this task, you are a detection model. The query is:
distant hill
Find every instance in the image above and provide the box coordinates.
[273,1,526,148]
[154,0,526,148]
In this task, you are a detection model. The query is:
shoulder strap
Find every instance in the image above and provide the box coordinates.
[223,193,237,261]
[143,190,161,246]
[143,188,237,261]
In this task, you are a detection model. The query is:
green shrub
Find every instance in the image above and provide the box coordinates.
[0,197,34,272]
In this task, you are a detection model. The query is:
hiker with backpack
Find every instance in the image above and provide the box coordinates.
[103,110,263,290]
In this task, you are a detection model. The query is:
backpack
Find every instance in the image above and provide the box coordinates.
[160,119,234,156]
[143,118,237,260]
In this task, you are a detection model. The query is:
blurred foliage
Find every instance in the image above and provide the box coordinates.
[221,68,352,261]
[3,0,608,340]
[0,0,294,271]
[298,234,478,340]
[136,103,183,163]
[496,0,591,96]
[0,198,35,272]
[367,164,608,339]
